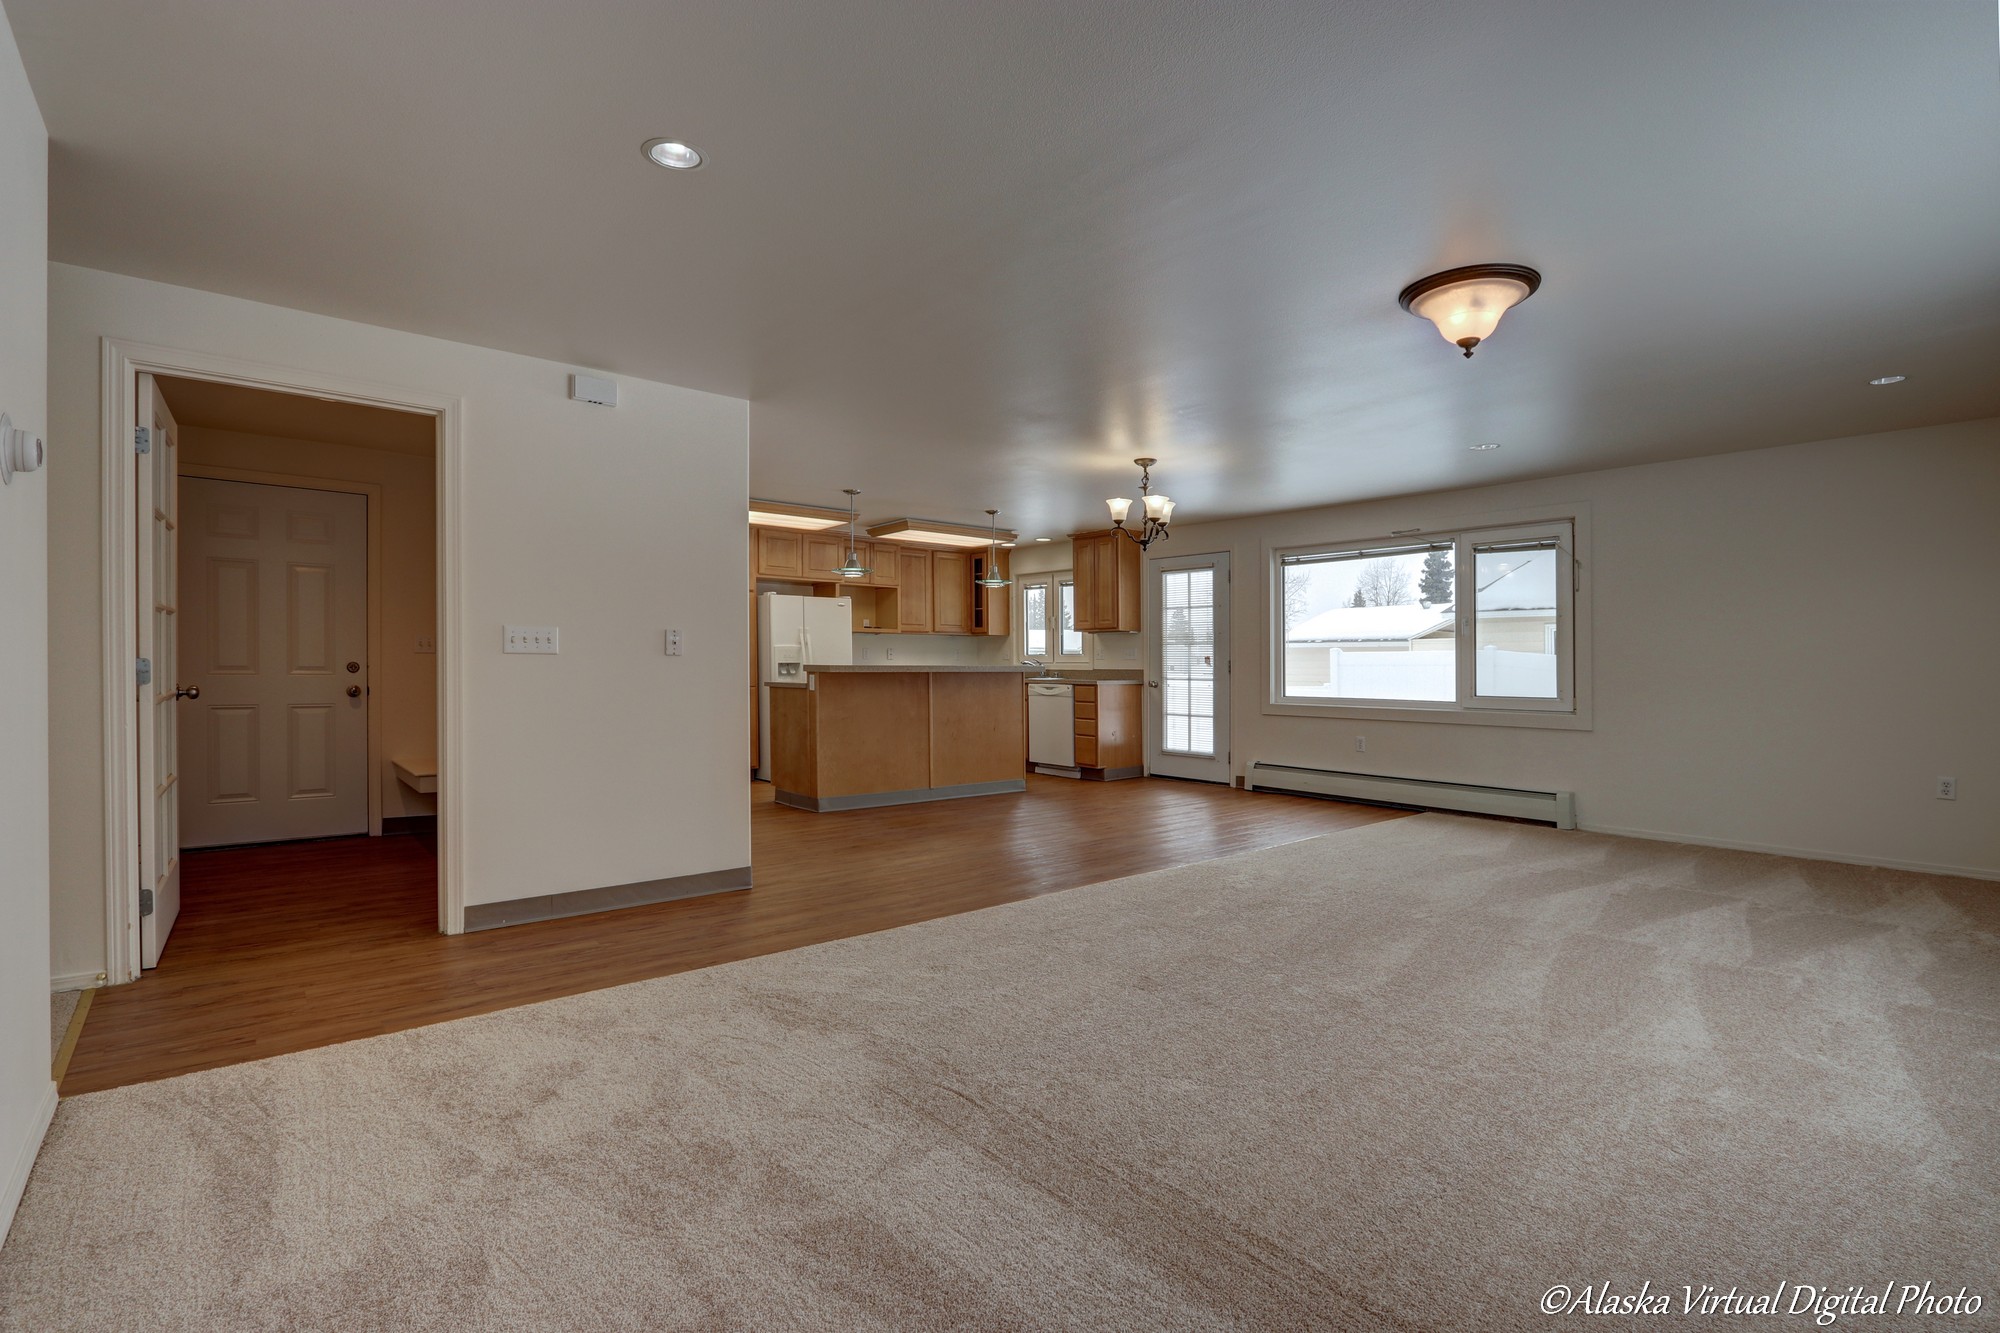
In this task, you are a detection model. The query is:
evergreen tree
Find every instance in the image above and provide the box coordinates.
[1349,588,1366,608]
[1419,550,1454,606]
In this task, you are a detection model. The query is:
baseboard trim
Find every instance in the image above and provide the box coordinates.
[50,972,106,993]
[463,865,753,932]
[1079,765,1145,782]
[382,815,437,837]
[1,1080,58,1247]
[776,780,1027,812]
[1577,823,1999,882]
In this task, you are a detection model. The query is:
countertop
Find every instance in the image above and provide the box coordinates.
[801,664,1038,674]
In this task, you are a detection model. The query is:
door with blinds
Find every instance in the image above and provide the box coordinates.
[1146,552,1230,782]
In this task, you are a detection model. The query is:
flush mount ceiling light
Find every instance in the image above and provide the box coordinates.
[1106,457,1174,550]
[748,499,849,530]
[1469,442,1502,451]
[1869,375,1907,386]
[976,510,1013,587]
[642,139,703,170]
[834,489,872,580]
[867,517,1017,548]
[1398,263,1542,358]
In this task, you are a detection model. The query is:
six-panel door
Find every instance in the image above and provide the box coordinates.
[179,478,369,847]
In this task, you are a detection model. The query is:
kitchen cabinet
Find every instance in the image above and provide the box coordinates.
[897,549,932,631]
[1070,529,1142,632]
[932,551,972,634]
[972,548,1010,636]
[754,528,805,580]
[803,533,848,581]
[867,541,899,587]
[1073,681,1143,778]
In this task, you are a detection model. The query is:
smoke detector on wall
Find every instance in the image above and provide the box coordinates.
[0,412,43,484]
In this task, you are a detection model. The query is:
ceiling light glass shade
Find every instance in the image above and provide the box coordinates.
[749,499,849,530]
[866,519,1013,548]
[1106,496,1133,523]
[1156,497,1175,522]
[976,571,1011,587]
[1143,493,1171,521]
[1398,264,1542,357]
[836,550,871,579]
[644,139,703,170]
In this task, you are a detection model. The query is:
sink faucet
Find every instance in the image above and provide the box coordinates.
[1022,658,1045,672]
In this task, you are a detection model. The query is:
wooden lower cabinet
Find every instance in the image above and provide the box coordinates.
[1073,682,1143,779]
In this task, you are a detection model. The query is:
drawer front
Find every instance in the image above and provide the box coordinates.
[1074,738,1099,766]
[1074,718,1098,737]
[1072,683,1097,701]
[1072,701,1097,720]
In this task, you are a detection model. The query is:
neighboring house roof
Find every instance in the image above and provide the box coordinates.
[1288,604,1453,643]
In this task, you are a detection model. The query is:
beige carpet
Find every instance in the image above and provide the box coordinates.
[3,814,1995,1331]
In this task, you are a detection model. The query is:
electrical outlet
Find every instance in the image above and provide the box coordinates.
[1355,736,1366,753]
[885,647,895,661]
[666,628,683,657]
[1936,776,1957,801]
[414,634,436,654]
[503,625,560,654]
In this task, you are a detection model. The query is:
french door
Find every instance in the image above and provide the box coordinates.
[1146,551,1230,783]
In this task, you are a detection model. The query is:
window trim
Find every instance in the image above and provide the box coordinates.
[1264,507,1592,731]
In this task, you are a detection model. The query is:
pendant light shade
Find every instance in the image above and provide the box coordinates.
[1106,458,1173,550]
[834,488,871,579]
[1398,263,1542,357]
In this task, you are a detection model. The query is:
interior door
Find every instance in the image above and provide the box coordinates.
[135,375,184,967]
[179,477,369,848]
[1146,551,1231,783]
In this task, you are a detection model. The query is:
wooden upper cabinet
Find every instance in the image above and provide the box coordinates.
[932,551,972,635]
[803,533,848,581]
[897,548,932,631]
[868,541,899,587]
[754,528,805,580]
[1070,530,1142,632]
[972,548,1010,636]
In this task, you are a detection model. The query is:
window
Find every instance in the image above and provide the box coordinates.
[1274,520,1577,718]
[1021,575,1088,661]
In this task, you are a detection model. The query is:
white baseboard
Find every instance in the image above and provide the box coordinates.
[1577,823,1999,882]
[0,1080,59,1247]
[50,972,106,993]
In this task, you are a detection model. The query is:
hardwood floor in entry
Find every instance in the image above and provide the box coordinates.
[60,778,1408,1095]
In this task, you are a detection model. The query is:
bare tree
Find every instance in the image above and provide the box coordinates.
[1352,559,1413,607]
[1283,567,1311,632]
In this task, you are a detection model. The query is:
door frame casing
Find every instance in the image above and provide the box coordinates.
[1145,548,1233,783]
[179,467,385,840]
[99,337,466,983]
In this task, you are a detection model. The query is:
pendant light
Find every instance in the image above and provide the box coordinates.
[1107,458,1174,550]
[976,509,1013,587]
[1398,263,1542,357]
[833,489,871,579]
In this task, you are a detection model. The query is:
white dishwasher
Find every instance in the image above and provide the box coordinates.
[1027,680,1075,769]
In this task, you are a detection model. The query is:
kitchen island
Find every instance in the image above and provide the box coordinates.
[766,665,1030,812]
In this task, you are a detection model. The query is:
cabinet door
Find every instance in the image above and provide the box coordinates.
[755,529,804,580]
[868,542,900,587]
[1071,534,1103,631]
[1092,534,1124,631]
[897,549,932,631]
[804,533,847,581]
[974,549,1011,636]
[932,551,972,634]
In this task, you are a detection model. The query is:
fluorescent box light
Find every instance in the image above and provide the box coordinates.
[866,518,1017,548]
[749,499,850,530]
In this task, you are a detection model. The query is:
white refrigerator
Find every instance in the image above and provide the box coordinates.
[757,593,854,781]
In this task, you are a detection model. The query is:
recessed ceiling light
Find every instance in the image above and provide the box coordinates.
[643,139,703,170]
[1469,442,1502,451]
[1035,537,1053,542]
[1868,375,1906,386]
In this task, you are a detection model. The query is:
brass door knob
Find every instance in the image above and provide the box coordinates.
[347,685,362,698]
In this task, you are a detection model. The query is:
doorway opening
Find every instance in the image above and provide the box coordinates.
[102,341,462,985]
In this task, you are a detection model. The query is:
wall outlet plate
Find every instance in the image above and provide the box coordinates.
[1936,776,1957,800]
[504,625,560,654]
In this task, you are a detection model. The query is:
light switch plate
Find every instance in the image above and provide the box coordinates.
[504,625,560,654]
[666,629,683,656]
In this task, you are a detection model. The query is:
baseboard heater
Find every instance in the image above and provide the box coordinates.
[1245,761,1575,829]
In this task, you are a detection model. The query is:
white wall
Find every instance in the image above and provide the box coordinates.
[0,0,52,1243]
[49,264,751,983]
[1164,418,2000,878]
[178,427,437,820]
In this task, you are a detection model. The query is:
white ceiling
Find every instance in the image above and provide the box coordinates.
[14,1,1999,538]
[156,376,436,456]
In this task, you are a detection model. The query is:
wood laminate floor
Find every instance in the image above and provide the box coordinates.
[60,778,1408,1095]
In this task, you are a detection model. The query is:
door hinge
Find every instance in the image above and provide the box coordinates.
[135,426,152,454]
[138,887,154,917]
[136,657,153,687]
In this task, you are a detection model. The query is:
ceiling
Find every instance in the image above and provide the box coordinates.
[14,1,1999,538]
[155,376,436,456]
